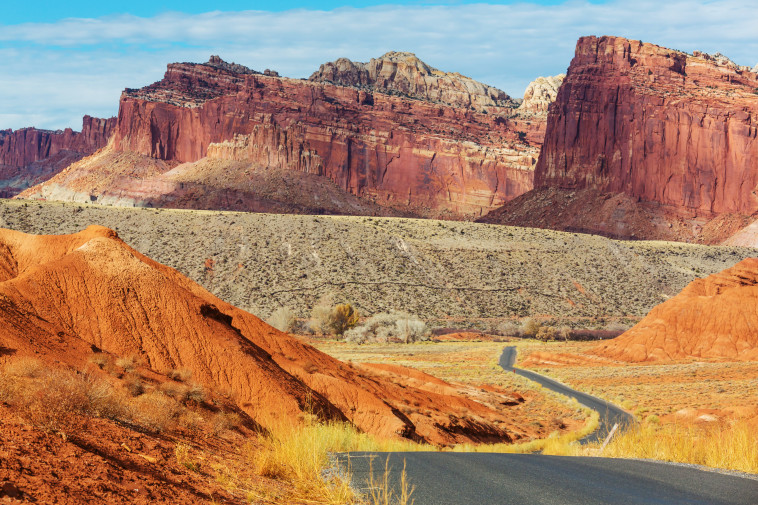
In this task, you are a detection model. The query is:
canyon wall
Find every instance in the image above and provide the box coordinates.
[105,56,541,217]
[534,36,758,216]
[0,116,115,196]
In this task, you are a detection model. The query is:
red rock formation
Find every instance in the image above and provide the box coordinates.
[535,36,758,216]
[0,225,551,445]
[101,57,541,218]
[594,258,758,362]
[0,116,115,196]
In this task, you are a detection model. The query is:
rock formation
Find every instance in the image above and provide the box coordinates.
[535,36,758,216]
[594,258,758,362]
[22,55,543,218]
[517,74,565,114]
[0,116,115,197]
[0,225,547,445]
[309,51,517,111]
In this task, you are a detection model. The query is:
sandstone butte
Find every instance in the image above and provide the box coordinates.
[18,53,553,219]
[0,116,114,197]
[0,225,549,446]
[480,36,758,243]
[594,257,758,362]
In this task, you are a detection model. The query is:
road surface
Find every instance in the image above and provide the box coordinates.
[337,452,758,505]
[499,346,634,443]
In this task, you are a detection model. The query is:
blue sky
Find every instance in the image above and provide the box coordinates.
[1,1,584,24]
[1,1,756,131]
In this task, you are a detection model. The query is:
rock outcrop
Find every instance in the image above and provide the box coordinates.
[0,225,548,445]
[309,51,517,111]
[535,36,758,216]
[23,55,542,218]
[0,116,115,197]
[517,74,565,114]
[594,258,758,361]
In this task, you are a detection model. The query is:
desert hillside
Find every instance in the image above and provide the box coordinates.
[594,258,758,361]
[0,200,752,325]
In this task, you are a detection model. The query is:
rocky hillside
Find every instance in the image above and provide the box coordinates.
[309,51,517,111]
[482,36,758,242]
[0,115,114,197]
[594,258,758,361]
[20,55,547,219]
[0,224,544,445]
[1,200,751,325]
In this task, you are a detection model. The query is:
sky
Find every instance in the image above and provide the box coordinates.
[1,0,757,131]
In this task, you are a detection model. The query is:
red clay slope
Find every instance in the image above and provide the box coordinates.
[594,258,758,362]
[0,226,538,445]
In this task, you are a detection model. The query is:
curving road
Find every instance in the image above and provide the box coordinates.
[499,346,634,444]
[337,452,758,505]
[334,346,758,504]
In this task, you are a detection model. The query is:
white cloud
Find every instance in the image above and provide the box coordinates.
[1,1,757,130]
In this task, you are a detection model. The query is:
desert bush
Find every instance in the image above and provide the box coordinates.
[5,357,45,378]
[328,303,360,336]
[159,381,190,401]
[20,369,91,432]
[521,318,541,338]
[267,306,297,333]
[210,411,242,436]
[88,352,110,370]
[308,293,335,334]
[115,355,138,373]
[131,390,182,432]
[536,326,558,341]
[168,368,193,382]
[344,312,430,344]
[558,326,572,341]
[496,321,522,337]
[186,382,206,402]
[123,373,145,396]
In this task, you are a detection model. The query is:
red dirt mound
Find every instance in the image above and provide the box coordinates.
[0,226,536,445]
[594,258,758,362]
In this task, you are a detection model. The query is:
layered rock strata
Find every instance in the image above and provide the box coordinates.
[0,116,115,196]
[31,56,542,218]
[309,51,517,111]
[535,36,758,216]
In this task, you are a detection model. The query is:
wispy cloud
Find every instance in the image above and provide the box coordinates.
[2,1,757,130]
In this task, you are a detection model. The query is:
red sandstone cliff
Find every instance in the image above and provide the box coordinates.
[481,36,758,242]
[22,55,543,218]
[536,36,758,215]
[0,116,115,197]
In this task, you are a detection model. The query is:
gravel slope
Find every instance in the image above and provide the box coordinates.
[1,199,753,323]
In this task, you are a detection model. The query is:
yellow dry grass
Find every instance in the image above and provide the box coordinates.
[245,415,423,504]
[578,420,758,474]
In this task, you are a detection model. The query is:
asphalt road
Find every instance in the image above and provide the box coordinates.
[499,346,635,444]
[337,452,758,505]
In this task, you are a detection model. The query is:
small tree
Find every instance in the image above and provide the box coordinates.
[308,293,335,335]
[536,326,557,341]
[328,303,359,336]
[267,307,296,332]
[521,318,541,338]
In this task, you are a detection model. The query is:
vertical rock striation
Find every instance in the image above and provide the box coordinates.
[536,36,758,215]
[0,116,115,196]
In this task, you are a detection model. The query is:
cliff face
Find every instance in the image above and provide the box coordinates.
[104,56,541,218]
[309,51,517,111]
[517,75,565,114]
[0,116,115,196]
[536,36,758,215]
